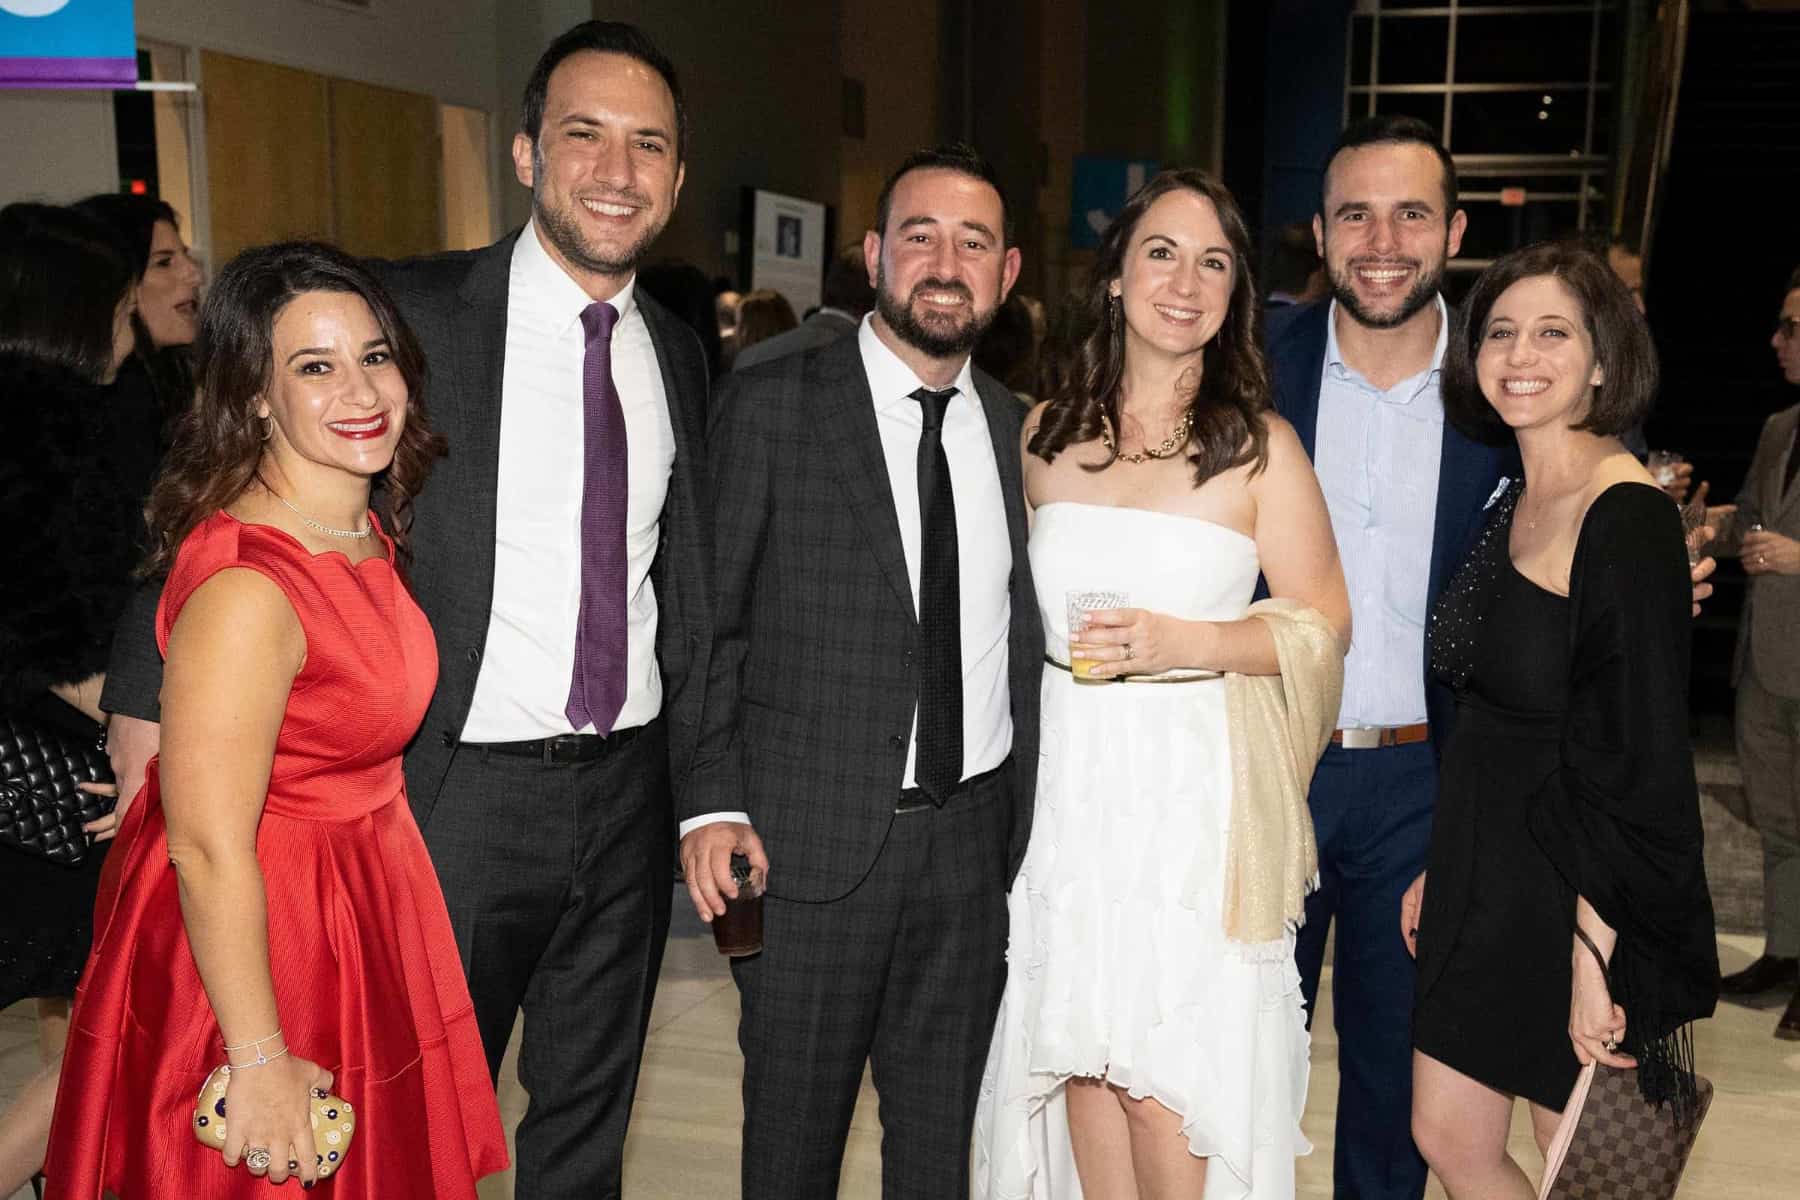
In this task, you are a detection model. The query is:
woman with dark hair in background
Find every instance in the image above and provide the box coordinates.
[72,193,203,500]
[732,287,798,357]
[0,203,141,1199]
[44,241,506,1197]
[978,169,1349,1198]
[1405,241,1718,1197]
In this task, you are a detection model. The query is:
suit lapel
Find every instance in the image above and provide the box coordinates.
[812,339,916,620]
[1768,408,1800,522]
[636,293,707,480]
[1273,301,1328,460]
[448,235,515,610]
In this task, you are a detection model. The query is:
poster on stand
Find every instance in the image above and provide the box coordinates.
[742,187,828,315]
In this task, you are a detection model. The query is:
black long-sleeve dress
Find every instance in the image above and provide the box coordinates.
[1415,479,1719,1112]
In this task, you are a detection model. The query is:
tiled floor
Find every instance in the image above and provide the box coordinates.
[6,918,1795,1198]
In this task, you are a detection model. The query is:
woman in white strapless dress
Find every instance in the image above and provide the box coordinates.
[975,170,1349,1199]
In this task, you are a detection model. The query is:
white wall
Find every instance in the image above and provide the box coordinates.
[0,89,117,204]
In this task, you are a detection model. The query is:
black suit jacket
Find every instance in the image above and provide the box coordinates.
[101,231,718,826]
[1264,300,1520,753]
[692,335,1042,902]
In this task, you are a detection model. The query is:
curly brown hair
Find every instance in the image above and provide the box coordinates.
[1028,168,1270,483]
[142,242,443,575]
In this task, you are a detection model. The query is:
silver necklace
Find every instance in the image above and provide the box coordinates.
[271,491,372,539]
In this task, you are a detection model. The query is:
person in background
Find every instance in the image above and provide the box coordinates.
[731,288,799,359]
[972,291,1039,405]
[1408,240,1718,1196]
[72,194,203,469]
[716,285,743,366]
[1265,219,1327,309]
[733,243,875,372]
[0,202,141,1200]
[1717,266,1800,1038]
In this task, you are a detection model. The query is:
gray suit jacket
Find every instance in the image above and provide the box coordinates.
[101,232,720,827]
[1734,401,1800,696]
[730,308,859,373]
[693,335,1042,901]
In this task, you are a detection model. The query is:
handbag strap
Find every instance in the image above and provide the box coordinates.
[1573,924,1612,988]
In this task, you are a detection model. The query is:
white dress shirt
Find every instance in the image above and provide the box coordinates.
[461,221,676,741]
[679,317,1015,837]
[1312,296,1447,729]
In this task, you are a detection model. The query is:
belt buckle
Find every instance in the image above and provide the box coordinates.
[1337,726,1383,750]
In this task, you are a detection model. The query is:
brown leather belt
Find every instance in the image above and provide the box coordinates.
[1330,723,1430,750]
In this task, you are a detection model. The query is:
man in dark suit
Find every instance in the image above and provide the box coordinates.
[1266,115,1514,1200]
[1724,266,1800,1035]
[678,145,1042,1199]
[97,21,715,1198]
[731,242,874,372]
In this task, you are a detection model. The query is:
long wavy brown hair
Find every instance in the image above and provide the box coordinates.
[142,241,443,575]
[1028,168,1270,483]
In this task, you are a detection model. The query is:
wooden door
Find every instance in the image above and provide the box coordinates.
[201,51,332,264]
[329,78,443,260]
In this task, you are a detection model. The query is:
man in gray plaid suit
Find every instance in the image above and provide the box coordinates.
[678,144,1043,1199]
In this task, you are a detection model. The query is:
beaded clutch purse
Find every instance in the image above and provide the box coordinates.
[191,1065,357,1180]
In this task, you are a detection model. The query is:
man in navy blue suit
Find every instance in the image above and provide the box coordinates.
[1266,115,1516,1200]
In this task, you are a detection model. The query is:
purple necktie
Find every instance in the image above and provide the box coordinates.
[566,300,629,734]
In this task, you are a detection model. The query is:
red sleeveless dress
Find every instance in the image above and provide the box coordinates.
[45,512,507,1198]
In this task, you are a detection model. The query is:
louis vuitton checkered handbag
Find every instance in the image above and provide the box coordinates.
[1537,936,1713,1200]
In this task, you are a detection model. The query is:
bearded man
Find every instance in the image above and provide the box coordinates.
[682,144,1043,1200]
[1265,114,1517,1200]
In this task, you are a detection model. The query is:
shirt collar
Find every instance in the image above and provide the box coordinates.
[512,219,639,335]
[1324,293,1449,402]
[857,314,977,414]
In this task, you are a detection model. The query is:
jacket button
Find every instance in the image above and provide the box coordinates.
[440,731,456,748]
[902,650,914,665]
[889,735,904,749]
[466,648,481,664]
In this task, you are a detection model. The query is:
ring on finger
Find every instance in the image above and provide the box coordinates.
[1602,1037,1619,1053]
[244,1147,273,1172]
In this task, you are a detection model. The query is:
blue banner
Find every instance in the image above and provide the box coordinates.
[1,0,136,89]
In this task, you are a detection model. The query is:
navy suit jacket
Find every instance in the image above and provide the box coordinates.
[1265,300,1520,755]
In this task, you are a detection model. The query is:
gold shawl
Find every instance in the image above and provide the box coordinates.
[1213,599,1345,955]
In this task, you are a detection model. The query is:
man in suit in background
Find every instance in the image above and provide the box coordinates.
[680,144,1042,1199]
[1724,266,1800,1037]
[731,241,875,372]
[98,21,715,1197]
[1266,114,1513,1200]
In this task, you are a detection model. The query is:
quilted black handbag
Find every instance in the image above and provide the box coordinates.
[0,711,115,865]
[1538,933,1713,1200]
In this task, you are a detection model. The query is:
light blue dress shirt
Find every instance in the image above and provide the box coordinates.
[1313,297,1448,728]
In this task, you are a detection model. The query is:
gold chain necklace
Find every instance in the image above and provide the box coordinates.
[1102,409,1194,464]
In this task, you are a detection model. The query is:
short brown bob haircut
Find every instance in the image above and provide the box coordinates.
[1443,240,1657,444]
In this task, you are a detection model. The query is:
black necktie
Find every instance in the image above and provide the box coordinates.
[912,385,963,801]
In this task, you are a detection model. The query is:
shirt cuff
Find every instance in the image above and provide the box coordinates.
[678,811,751,839]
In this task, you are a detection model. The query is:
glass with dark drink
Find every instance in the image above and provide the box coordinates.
[711,853,764,957]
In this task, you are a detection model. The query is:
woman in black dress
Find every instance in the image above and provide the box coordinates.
[1402,242,1720,1197]
[0,204,142,1195]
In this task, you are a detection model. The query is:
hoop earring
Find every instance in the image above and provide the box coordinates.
[258,414,275,442]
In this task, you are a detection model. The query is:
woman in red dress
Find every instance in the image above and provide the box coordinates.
[45,242,507,1196]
